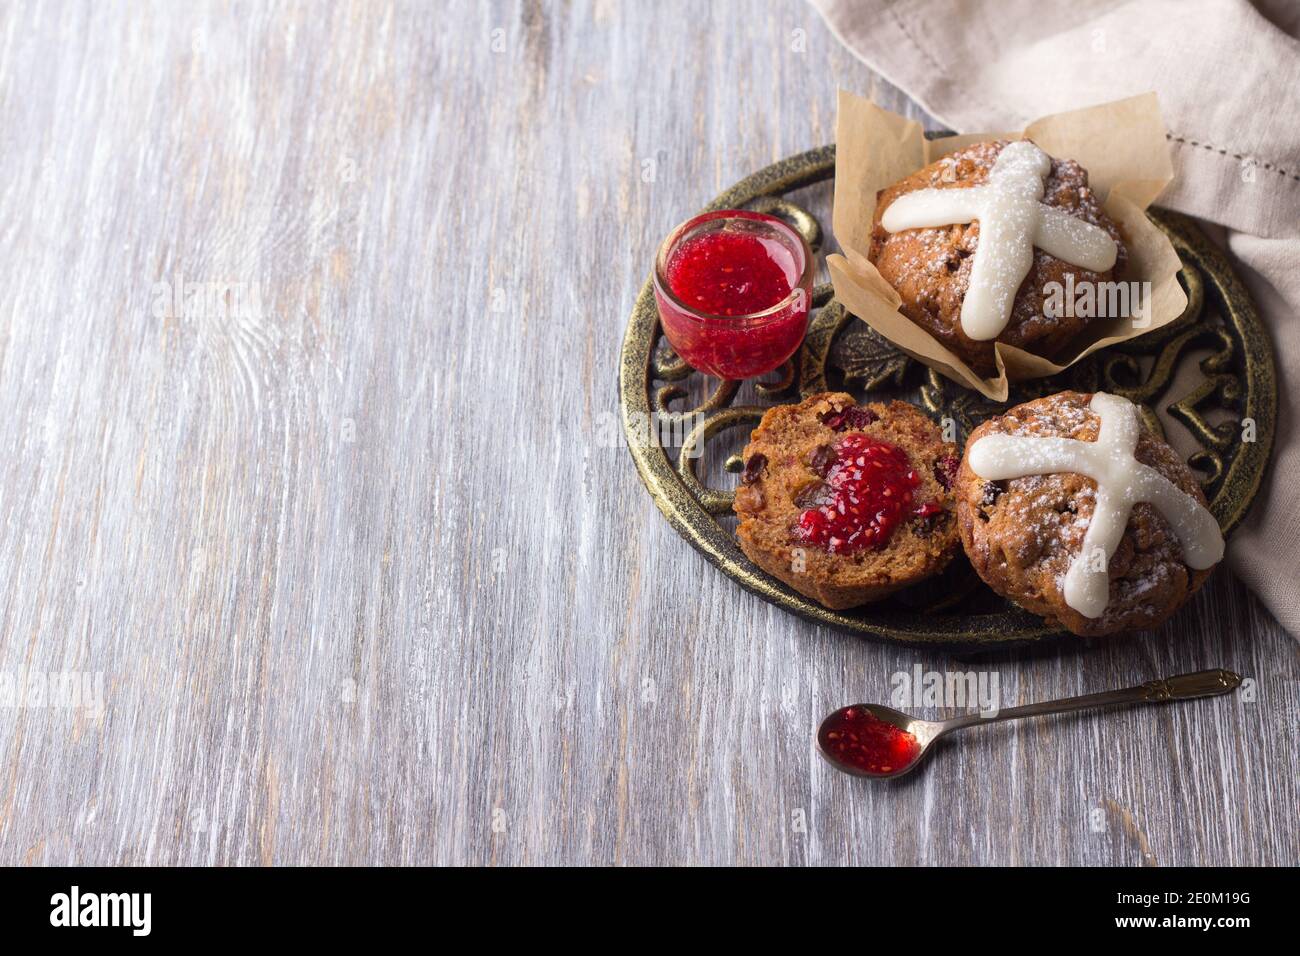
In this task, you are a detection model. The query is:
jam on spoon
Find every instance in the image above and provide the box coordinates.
[819,706,921,775]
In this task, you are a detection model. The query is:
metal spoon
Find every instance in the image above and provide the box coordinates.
[817,668,1242,779]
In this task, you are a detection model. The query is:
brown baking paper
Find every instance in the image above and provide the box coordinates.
[827,90,1187,401]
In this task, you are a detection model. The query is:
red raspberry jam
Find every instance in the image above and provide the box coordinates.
[913,500,944,519]
[666,231,796,317]
[653,211,811,380]
[820,708,921,775]
[793,434,922,555]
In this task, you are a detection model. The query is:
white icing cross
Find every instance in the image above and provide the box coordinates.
[882,141,1119,341]
[968,392,1224,619]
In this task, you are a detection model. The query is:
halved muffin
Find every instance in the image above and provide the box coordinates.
[733,392,960,609]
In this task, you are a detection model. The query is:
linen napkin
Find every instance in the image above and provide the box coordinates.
[812,0,1300,635]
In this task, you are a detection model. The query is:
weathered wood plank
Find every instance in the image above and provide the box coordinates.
[0,0,1292,866]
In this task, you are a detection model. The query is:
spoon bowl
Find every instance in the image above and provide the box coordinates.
[815,704,944,779]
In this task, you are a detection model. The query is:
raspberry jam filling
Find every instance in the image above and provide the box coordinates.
[793,433,938,555]
[820,707,921,775]
[665,231,796,316]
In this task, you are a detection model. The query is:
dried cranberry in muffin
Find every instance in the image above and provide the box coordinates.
[732,392,960,610]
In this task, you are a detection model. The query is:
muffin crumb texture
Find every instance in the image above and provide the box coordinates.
[733,392,959,610]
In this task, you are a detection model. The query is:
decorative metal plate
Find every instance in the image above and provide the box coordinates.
[619,144,1277,647]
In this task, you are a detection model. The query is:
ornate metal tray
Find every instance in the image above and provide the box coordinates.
[619,144,1276,646]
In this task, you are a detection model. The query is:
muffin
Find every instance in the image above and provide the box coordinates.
[869,140,1127,376]
[955,391,1224,636]
[733,392,960,609]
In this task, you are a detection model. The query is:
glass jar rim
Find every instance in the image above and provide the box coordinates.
[653,209,814,324]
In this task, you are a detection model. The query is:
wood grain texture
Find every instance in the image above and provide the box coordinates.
[0,0,1294,866]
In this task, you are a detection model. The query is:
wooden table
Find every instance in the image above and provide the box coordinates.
[0,0,1294,867]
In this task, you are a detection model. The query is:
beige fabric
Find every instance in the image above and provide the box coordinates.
[814,0,1300,634]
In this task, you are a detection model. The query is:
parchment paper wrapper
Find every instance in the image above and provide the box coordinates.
[827,90,1187,401]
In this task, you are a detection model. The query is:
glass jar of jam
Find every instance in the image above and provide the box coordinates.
[652,210,813,380]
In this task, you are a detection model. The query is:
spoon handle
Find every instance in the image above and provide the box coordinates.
[940,668,1241,732]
